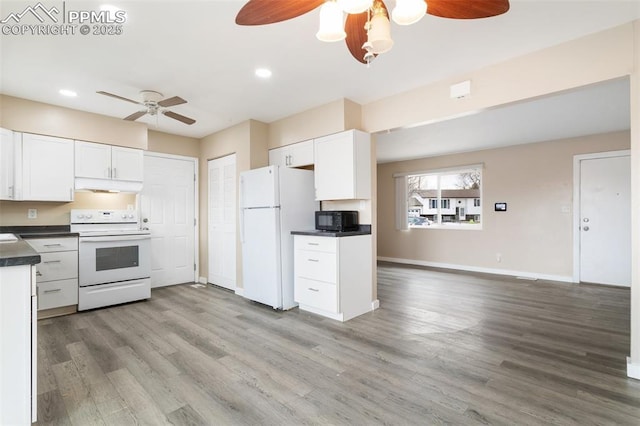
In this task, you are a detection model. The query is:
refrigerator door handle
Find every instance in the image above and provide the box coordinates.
[240,208,245,244]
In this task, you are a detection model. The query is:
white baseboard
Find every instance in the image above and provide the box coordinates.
[628,357,640,380]
[377,256,574,283]
[371,299,380,310]
[234,287,244,296]
[198,276,207,284]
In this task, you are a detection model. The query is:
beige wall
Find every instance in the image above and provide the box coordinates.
[0,192,136,226]
[0,95,147,149]
[268,98,362,148]
[198,119,268,287]
[377,131,630,279]
[362,24,634,134]
[147,130,199,157]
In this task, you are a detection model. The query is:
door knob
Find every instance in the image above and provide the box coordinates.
[583,226,590,231]
[143,218,148,223]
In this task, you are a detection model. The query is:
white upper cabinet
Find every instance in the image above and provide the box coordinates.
[314,130,371,201]
[22,133,74,202]
[75,141,143,191]
[111,146,144,181]
[75,141,143,182]
[75,141,111,179]
[269,139,314,168]
[0,128,17,200]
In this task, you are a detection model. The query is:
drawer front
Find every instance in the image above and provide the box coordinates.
[26,237,78,253]
[295,249,337,283]
[295,278,338,313]
[38,279,78,310]
[36,251,78,282]
[295,236,337,253]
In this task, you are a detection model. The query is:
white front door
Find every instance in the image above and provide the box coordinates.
[208,154,237,290]
[140,153,197,288]
[577,152,631,287]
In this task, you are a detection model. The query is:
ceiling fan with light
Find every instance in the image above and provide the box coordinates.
[236,0,510,64]
[96,90,196,125]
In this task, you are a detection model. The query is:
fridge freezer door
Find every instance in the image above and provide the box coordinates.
[241,207,282,308]
[240,166,279,209]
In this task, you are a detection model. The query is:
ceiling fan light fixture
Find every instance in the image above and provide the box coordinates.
[392,0,427,25]
[316,1,346,42]
[367,12,393,54]
[337,0,373,14]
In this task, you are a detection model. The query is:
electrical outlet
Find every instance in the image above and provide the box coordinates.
[496,253,502,263]
[27,209,37,219]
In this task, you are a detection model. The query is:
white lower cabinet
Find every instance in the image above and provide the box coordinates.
[294,234,373,321]
[0,263,37,424]
[26,236,78,315]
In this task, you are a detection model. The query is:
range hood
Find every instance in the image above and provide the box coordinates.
[75,177,143,193]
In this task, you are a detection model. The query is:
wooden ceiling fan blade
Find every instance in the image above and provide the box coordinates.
[235,0,325,25]
[163,110,196,125]
[158,96,187,108]
[345,11,371,64]
[97,91,142,105]
[124,110,147,121]
[426,0,510,19]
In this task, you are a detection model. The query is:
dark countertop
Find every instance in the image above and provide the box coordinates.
[291,225,371,238]
[0,238,41,267]
[0,225,78,239]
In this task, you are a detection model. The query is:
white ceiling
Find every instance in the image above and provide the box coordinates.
[1,0,639,159]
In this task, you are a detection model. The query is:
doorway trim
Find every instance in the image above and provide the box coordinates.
[572,149,630,283]
[141,151,199,283]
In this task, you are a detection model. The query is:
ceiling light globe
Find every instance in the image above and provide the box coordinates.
[316,1,346,42]
[368,14,393,54]
[392,0,427,25]
[337,0,373,14]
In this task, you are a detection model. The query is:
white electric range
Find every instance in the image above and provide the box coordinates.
[70,209,151,310]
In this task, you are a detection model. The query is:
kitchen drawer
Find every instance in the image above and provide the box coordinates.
[38,279,78,310]
[295,235,337,253]
[35,251,78,282]
[295,249,337,283]
[295,278,338,313]
[26,237,78,253]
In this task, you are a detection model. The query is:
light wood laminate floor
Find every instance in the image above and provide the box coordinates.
[36,263,640,425]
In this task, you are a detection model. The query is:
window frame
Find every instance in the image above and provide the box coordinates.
[404,165,483,230]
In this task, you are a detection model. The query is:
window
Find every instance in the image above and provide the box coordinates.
[406,166,482,228]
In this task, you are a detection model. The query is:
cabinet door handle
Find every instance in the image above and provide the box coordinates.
[36,271,42,277]
[44,288,62,294]
[308,288,319,292]
[307,259,319,262]
[307,242,319,246]
[43,260,61,264]
[44,243,62,247]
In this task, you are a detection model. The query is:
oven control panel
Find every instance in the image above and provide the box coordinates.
[71,209,139,224]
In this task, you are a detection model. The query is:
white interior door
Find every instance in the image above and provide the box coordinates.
[208,154,236,290]
[140,153,197,288]
[578,153,631,286]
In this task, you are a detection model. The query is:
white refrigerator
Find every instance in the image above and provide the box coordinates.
[240,165,317,309]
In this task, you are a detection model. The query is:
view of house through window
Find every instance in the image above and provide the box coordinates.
[407,167,482,228]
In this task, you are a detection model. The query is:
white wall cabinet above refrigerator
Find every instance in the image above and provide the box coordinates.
[75,141,143,191]
[269,139,314,168]
[314,130,371,201]
[1,130,74,202]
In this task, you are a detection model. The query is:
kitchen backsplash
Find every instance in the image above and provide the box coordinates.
[0,192,137,226]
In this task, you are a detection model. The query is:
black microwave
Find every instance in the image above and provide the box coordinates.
[315,210,359,232]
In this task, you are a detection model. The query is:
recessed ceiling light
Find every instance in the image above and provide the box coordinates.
[255,68,272,79]
[59,89,77,97]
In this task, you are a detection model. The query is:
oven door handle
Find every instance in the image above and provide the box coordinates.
[80,235,150,242]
